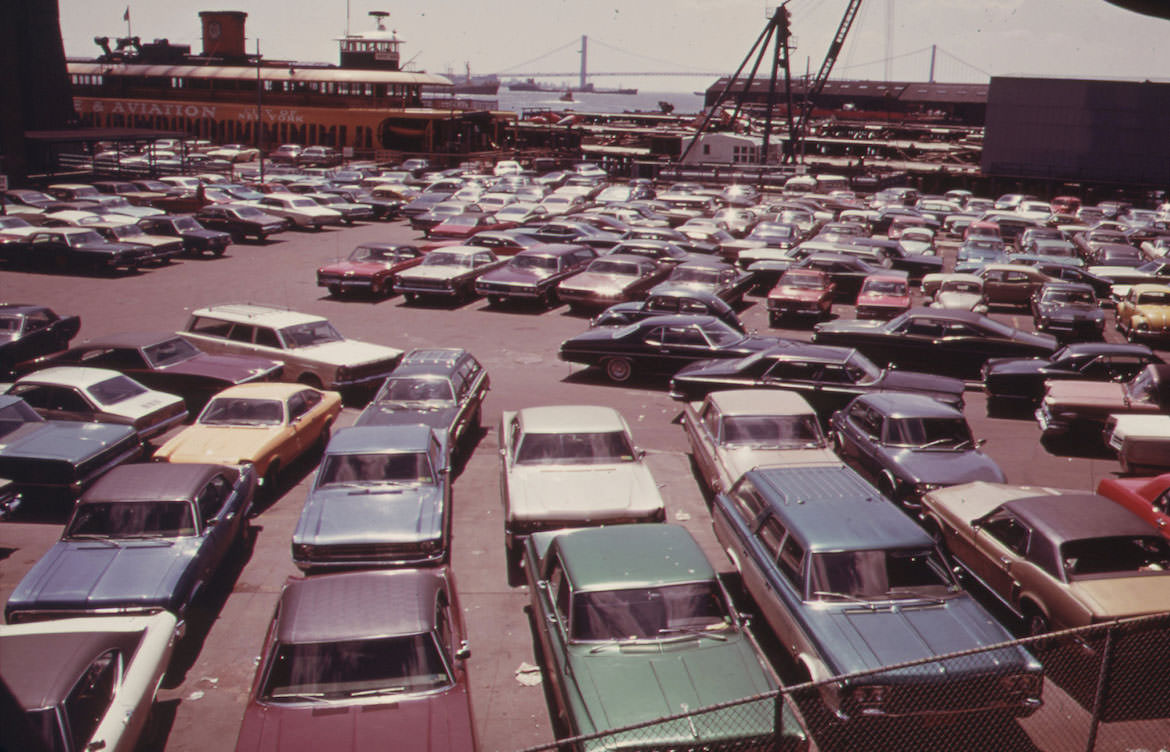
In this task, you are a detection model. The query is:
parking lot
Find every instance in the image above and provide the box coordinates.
[0,215,1149,751]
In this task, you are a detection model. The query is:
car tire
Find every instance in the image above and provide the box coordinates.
[831,430,846,454]
[212,247,226,257]
[261,461,281,500]
[604,357,633,383]
[328,284,342,297]
[371,278,388,297]
[540,288,557,308]
[505,537,524,587]
[487,295,504,307]
[1025,607,1050,637]
[768,312,779,327]
[403,292,417,304]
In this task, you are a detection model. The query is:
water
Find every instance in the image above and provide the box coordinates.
[488,87,707,116]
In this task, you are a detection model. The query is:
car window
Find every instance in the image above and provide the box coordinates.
[227,324,255,343]
[778,536,805,591]
[699,402,720,436]
[982,513,1030,556]
[64,649,121,751]
[197,475,230,523]
[757,516,786,558]
[765,361,821,382]
[255,327,281,348]
[188,316,231,337]
[299,389,322,408]
[25,310,53,330]
[549,558,571,626]
[13,384,92,413]
[287,392,310,420]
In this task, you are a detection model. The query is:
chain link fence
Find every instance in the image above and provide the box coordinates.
[519,613,1170,752]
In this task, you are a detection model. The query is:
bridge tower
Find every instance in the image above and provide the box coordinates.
[579,35,587,90]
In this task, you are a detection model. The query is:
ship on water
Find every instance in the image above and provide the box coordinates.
[506,78,636,95]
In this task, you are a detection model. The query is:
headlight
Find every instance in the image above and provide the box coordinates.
[1000,673,1043,697]
[292,543,312,560]
[851,684,889,709]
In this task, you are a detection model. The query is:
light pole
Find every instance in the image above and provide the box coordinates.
[256,38,265,183]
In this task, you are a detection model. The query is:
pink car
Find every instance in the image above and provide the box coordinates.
[855,271,911,320]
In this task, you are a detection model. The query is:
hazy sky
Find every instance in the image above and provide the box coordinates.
[56,0,1170,90]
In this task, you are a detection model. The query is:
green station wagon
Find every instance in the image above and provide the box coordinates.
[523,524,807,751]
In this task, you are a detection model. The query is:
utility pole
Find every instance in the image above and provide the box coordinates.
[929,44,936,83]
[579,35,587,91]
[256,38,265,183]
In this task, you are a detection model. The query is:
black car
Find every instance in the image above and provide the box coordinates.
[648,258,754,306]
[195,204,289,242]
[981,342,1163,406]
[1030,281,1106,340]
[474,244,597,308]
[592,288,745,332]
[137,214,232,257]
[1030,261,1115,300]
[1,228,152,274]
[850,237,944,283]
[813,307,1059,380]
[789,252,883,300]
[523,220,622,248]
[0,304,80,376]
[829,392,1005,507]
[669,342,965,419]
[559,314,786,383]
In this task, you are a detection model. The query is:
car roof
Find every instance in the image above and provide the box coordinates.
[1,628,144,709]
[390,347,471,377]
[555,524,714,591]
[81,462,235,503]
[1003,494,1160,544]
[73,331,178,349]
[747,465,932,552]
[704,389,816,416]
[1058,342,1154,357]
[0,304,50,316]
[18,366,134,389]
[516,404,627,434]
[853,391,963,418]
[326,424,434,453]
[1129,283,1170,294]
[277,569,445,644]
[190,303,324,327]
[210,382,315,400]
[1039,281,1094,293]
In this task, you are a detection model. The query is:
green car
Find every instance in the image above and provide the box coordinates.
[523,523,808,751]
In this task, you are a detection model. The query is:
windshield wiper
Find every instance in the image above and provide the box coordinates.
[267,692,329,703]
[811,590,878,607]
[68,534,119,546]
[342,686,408,698]
[657,626,729,642]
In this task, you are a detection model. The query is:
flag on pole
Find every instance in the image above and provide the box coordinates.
[123,6,130,22]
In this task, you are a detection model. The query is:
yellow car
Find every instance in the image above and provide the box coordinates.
[1116,282,1170,342]
[153,382,341,492]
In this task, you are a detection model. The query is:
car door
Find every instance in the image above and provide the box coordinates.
[833,400,882,470]
[684,399,723,492]
[642,324,709,374]
[964,509,1034,611]
[886,315,945,372]
[12,383,98,423]
[285,390,314,458]
[760,360,823,415]
[1082,354,1154,383]
[193,475,236,591]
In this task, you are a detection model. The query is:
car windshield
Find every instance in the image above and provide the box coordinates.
[809,547,956,601]
[318,451,434,485]
[375,377,454,404]
[670,267,720,284]
[862,279,907,295]
[885,417,973,448]
[66,500,196,538]
[143,337,199,367]
[87,375,148,406]
[1137,291,1170,305]
[232,207,267,219]
[515,430,635,464]
[422,252,473,268]
[571,581,731,641]
[262,633,451,700]
[721,414,824,449]
[1061,536,1170,580]
[199,397,284,425]
[781,272,824,289]
[351,245,411,262]
[0,315,22,333]
[697,319,746,347]
[170,217,200,231]
[941,281,981,294]
[279,321,343,347]
[587,260,640,276]
[1043,289,1094,304]
[509,255,558,272]
[845,351,882,381]
[67,231,105,247]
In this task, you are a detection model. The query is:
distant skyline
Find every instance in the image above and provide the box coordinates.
[57,0,1170,91]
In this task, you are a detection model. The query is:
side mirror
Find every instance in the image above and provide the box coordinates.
[455,641,471,661]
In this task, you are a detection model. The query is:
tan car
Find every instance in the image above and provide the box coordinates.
[920,481,1170,634]
[978,263,1052,308]
[681,389,840,494]
[154,382,341,491]
[1115,282,1170,342]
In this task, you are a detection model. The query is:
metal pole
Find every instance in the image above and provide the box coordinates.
[929,44,936,83]
[256,39,265,183]
[579,36,587,91]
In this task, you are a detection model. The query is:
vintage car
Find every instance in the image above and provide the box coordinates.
[813,307,1058,381]
[316,243,424,298]
[91,222,185,264]
[591,287,744,332]
[0,612,178,752]
[1105,415,1170,474]
[266,143,303,164]
[927,273,988,312]
[499,405,665,582]
[295,145,342,166]
[256,195,342,230]
[473,243,597,307]
[920,482,1170,633]
[765,268,835,325]
[153,382,341,492]
[179,303,402,394]
[0,227,153,273]
[428,212,510,240]
[559,314,784,383]
[195,204,289,242]
[206,143,261,163]
[5,462,256,624]
[829,392,1005,507]
[785,252,884,300]
[302,193,374,224]
[8,366,188,442]
[648,257,754,306]
[291,425,450,570]
[0,395,143,508]
[523,524,806,751]
[682,389,839,494]
[25,331,283,412]
[670,342,965,417]
[392,246,505,303]
[1097,471,1170,533]
[982,342,1162,406]
[1037,363,1170,443]
[854,271,911,320]
[1088,258,1170,298]
[354,347,488,460]
[458,228,543,256]
[0,303,80,376]
[555,253,673,314]
[409,201,478,236]
[977,264,1054,308]
[712,465,1043,722]
[1115,282,1170,342]
[1029,281,1106,339]
[234,569,476,752]
[137,214,232,257]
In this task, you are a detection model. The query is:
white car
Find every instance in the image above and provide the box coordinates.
[498,404,666,583]
[393,246,504,301]
[257,194,343,229]
[0,612,177,752]
[205,143,261,162]
[928,273,988,313]
[7,366,188,442]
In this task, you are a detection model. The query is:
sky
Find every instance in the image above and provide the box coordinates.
[55,0,1170,91]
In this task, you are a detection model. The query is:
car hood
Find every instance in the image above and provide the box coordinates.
[569,638,775,739]
[857,293,910,307]
[0,420,137,462]
[509,464,663,522]
[317,261,395,276]
[234,691,475,752]
[294,485,444,545]
[933,292,983,310]
[156,424,282,464]
[159,353,281,383]
[1073,575,1170,621]
[874,369,965,399]
[723,447,841,480]
[1129,305,1170,327]
[8,538,200,612]
[769,286,824,302]
[561,272,639,291]
[397,266,469,282]
[354,405,457,434]
[296,340,403,366]
[479,267,554,284]
[1036,302,1104,321]
[886,449,1005,485]
[104,391,185,421]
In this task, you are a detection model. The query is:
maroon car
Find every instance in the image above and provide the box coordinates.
[1098,473,1170,540]
[234,569,477,752]
[474,243,597,308]
[316,243,424,297]
[766,268,835,325]
[427,213,509,241]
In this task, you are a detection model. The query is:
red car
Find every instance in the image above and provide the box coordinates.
[316,242,424,297]
[765,268,834,325]
[234,569,477,752]
[428,213,509,241]
[855,271,912,320]
[1097,473,1170,539]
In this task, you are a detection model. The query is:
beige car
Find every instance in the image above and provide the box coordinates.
[920,481,1170,634]
[978,263,1052,308]
[681,389,840,494]
[154,382,341,490]
[179,303,402,394]
[498,405,665,583]
[1115,283,1170,342]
